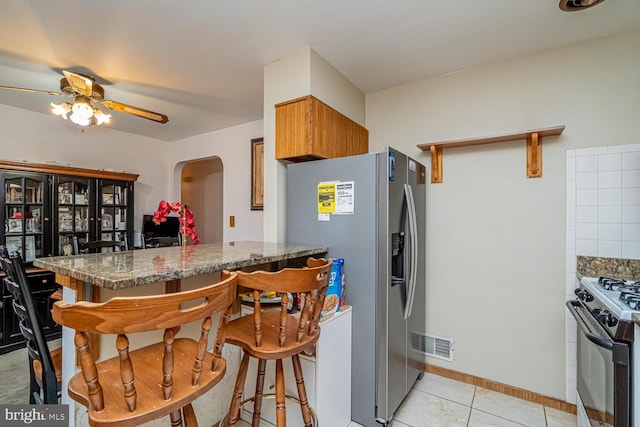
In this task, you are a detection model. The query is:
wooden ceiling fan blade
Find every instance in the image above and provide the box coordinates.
[0,85,63,96]
[101,100,169,123]
[62,70,93,96]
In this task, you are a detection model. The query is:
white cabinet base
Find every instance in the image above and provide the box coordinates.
[239,306,352,426]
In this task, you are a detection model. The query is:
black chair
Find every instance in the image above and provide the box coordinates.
[0,247,61,404]
[141,233,182,249]
[72,234,128,255]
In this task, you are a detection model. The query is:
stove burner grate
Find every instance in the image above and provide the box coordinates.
[598,276,640,292]
[620,291,640,310]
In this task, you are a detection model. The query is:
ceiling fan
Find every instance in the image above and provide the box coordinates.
[0,70,168,126]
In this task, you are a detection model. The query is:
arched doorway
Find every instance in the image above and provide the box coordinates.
[180,157,223,243]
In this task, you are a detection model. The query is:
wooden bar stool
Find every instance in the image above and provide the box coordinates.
[224,258,332,427]
[51,271,238,427]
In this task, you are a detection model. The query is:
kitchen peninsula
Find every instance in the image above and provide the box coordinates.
[33,241,328,427]
[34,241,327,290]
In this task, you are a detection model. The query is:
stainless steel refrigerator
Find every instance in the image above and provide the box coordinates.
[286,147,426,427]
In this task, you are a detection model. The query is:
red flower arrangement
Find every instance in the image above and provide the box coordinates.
[152,200,200,245]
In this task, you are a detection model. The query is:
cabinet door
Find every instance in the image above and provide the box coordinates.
[97,179,133,248]
[2,172,51,261]
[29,272,61,338]
[54,176,92,256]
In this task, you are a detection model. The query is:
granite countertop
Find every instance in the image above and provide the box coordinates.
[576,256,640,281]
[33,241,328,290]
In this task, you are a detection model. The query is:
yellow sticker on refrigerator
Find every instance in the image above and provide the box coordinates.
[318,182,336,213]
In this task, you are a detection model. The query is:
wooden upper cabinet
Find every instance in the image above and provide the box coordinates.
[275,95,368,162]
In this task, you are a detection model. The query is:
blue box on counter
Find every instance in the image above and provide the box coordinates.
[321,258,344,317]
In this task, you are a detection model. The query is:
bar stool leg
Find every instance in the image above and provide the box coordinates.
[227,352,250,426]
[169,409,182,426]
[292,354,313,427]
[275,359,286,427]
[183,403,197,427]
[252,358,267,427]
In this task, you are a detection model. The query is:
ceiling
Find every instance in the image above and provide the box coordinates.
[1,0,639,142]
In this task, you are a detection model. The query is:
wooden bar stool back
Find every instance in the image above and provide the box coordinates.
[0,248,61,404]
[225,258,332,427]
[51,271,238,427]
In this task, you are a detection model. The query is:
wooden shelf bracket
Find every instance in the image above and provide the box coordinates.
[430,146,443,183]
[417,125,565,183]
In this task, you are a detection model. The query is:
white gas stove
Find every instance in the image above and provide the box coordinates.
[570,276,638,427]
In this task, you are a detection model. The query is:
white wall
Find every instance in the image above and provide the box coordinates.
[181,158,224,243]
[0,105,264,244]
[0,104,171,239]
[168,120,264,242]
[365,30,640,400]
[263,47,366,243]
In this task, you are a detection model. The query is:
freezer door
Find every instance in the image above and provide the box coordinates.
[377,147,410,423]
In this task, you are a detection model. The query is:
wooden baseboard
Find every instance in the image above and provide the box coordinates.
[424,364,577,415]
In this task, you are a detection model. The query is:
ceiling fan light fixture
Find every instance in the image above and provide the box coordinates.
[50,102,72,119]
[93,109,111,125]
[51,96,111,127]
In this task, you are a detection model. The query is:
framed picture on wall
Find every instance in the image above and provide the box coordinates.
[251,137,264,210]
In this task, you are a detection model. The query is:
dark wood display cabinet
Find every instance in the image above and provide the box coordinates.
[0,160,138,354]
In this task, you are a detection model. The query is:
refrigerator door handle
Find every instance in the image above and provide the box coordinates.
[403,184,418,320]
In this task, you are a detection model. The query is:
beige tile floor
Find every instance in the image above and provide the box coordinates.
[234,372,577,426]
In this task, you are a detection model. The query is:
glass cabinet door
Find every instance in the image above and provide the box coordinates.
[99,180,128,243]
[3,173,48,262]
[56,177,91,255]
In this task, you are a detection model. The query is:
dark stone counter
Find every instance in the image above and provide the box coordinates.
[34,241,328,290]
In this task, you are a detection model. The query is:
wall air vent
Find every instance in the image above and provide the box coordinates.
[411,332,454,362]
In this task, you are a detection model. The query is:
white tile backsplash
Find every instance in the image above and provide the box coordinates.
[598,188,622,206]
[598,153,621,172]
[623,187,640,205]
[622,170,640,188]
[566,155,576,177]
[565,318,577,344]
[576,189,598,206]
[567,180,576,204]
[622,151,640,170]
[576,223,597,240]
[598,223,622,241]
[622,224,640,241]
[576,172,598,189]
[598,206,622,223]
[576,147,607,157]
[576,155,599,172]
[622,241,640,259]
[608,143,640,154]
[565,341,577,368]
[598,170,622,189]
[566,203,576,225]
[566,380,577,405]
[598,240,622,258]
[576,206,598,222]
[623,206,640,223]
[566,225,576,249]
[576,239,597,256]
